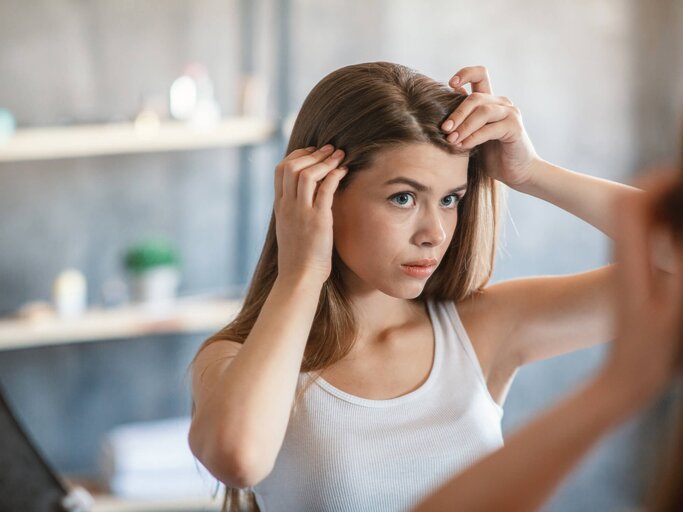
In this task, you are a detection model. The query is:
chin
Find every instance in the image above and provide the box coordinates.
[376,279,425,300]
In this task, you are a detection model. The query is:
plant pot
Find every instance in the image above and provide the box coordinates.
[129,266,180,314]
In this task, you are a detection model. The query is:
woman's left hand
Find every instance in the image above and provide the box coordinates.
[441,66,540,188]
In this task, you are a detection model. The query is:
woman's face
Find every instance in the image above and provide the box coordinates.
[332,142,469,299]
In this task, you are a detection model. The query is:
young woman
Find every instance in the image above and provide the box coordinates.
[413,170,683,512]
[189,62,640,511]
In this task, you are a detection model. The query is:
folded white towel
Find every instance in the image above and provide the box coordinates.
[109,468,219,499]
[99,416,219,499]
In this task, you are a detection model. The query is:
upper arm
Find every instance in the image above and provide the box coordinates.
[191,340,243,414]
[483,265,616,368]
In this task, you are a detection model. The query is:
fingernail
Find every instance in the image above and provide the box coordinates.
[442,120,454,132]
[332,149,344,157]
[448,132,459,143]
[451,76,460,86]
[306,146,316,151]
[322,144,334,152]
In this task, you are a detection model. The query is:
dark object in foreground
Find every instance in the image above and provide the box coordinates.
[0,383,93,511]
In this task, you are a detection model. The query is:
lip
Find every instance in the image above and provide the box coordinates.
[400,259,438,278]
[402,258,438,267]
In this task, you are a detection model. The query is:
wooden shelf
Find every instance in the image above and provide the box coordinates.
[92,495,221,512]
[0,298,242,351]
[65,464,224,512]
[0,116,277,162]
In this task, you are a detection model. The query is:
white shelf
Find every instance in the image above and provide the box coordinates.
[0,116,277,162]
[0,298,242,351]
[92,495,221,512]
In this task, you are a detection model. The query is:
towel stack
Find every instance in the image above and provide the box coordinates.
[99,416,219,499]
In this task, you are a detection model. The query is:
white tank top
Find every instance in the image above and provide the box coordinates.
[251,299,504,512]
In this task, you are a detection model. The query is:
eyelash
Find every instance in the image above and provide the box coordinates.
[388,192,462,209]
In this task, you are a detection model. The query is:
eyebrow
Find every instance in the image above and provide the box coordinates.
[383,177,468,194]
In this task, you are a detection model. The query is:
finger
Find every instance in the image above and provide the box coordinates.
[446,104,511,145]
[315,167,349,211]
[284,146,316,161]
[449,65,492,95]
[282,144,335,199]
[297,149,346,207]
[455,117,519,149]
[441,93,510,134]
[276,146,316,199]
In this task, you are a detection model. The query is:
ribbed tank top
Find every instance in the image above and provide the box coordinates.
[252,299,504,512]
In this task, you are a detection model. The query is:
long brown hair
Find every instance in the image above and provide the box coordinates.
[194,61,503,374]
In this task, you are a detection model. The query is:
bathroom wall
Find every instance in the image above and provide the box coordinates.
[1,1,681,509]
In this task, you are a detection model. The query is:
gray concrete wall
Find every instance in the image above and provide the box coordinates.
[287,2,679,510]
[0,0,274,476]
[0,0,681,509]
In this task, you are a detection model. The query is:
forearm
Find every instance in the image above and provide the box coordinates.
[512,159,641,239]
[412,372,642,512]
[191,274,323,484]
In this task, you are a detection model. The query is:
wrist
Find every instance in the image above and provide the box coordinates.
[274,271,326,294]
[508,157,547,194]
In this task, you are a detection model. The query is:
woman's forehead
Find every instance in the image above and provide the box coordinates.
[359,143,469,187]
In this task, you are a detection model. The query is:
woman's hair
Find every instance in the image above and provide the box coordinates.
[193,61,503,374]
[193,61,503,512]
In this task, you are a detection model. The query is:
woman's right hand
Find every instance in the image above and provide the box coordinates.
[274,144,348,286]
[603,171,683,407]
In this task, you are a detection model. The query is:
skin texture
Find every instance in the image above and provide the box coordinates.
[331,143,468,318]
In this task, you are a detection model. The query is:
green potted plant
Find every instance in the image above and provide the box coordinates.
[124,237,181,312]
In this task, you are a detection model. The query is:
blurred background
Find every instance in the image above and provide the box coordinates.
[0,0,682,510]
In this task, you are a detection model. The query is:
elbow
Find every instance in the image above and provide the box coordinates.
[188,419,274,488]
[221,446,274,489]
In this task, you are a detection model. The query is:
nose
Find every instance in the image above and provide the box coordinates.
[413,205,448,247]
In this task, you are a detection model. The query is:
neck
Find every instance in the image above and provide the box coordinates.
[347,291,426,348]
[336,260,428,347]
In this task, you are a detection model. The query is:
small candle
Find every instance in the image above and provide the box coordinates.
[53,269,87,319]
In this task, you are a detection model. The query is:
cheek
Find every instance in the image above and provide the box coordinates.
[445,213,459,244]
[334,210,400,268]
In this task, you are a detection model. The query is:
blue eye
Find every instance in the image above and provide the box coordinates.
[388,192,462,209]
[390,192,415,207]
[441,194,461,208]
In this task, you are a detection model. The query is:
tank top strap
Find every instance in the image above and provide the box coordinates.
[430,299,504,417]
